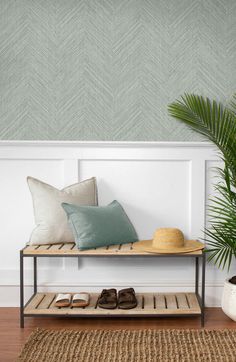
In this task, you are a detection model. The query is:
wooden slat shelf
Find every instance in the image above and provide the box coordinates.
[24,292,201,316]
[23,242,203,256]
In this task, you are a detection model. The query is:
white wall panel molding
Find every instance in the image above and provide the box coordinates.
[0,141,230,307]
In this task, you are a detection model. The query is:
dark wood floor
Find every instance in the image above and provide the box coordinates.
[0,307,236,362]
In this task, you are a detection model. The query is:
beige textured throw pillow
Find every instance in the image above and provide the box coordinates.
[28,176,98,245]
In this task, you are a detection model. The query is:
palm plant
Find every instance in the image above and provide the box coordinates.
[168,94,236,270]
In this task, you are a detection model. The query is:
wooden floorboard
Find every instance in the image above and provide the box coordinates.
[0,307,235,362]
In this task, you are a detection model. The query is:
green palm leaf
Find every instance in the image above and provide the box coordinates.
[168,94,236,269]
[168,94,236,187]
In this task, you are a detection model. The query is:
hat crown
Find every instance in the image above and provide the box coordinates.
[153,228,184,250]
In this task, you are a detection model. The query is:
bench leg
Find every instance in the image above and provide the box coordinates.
[33,257,37,294]
[195,257,199,295]
[20,250,24,328]
[201,252,206,327]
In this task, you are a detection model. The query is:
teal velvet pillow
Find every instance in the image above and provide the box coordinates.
[61,200,138,250]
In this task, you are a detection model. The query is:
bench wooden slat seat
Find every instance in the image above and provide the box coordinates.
[23,242,203,256]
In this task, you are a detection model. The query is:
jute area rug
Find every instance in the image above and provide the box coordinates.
[18,328,236,362]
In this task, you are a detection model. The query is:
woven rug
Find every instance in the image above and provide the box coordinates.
[18,328,236,362]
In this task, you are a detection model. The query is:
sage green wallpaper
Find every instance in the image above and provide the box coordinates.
[0,0,235,141]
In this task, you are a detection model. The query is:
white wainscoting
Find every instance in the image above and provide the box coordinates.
[0,141,234,307]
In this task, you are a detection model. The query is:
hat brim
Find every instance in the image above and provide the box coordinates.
[133,239,204,254]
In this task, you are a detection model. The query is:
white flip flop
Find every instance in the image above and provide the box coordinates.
[71,293,90,307]
[54,293,71,307]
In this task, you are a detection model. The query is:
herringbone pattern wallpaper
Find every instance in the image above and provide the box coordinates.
[0,0,235,141]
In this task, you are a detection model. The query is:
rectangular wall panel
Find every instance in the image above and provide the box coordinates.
[0,159,64,272]
[80,160,190,240]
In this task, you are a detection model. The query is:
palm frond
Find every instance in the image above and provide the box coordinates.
[228,93,236,117]
[168,94,236,269]
[168,94,236,186]
[203,169,236,269]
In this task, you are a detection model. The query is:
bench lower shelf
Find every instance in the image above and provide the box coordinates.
[24,292,201,317]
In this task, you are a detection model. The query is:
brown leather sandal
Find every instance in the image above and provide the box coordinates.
[97,289,117,309]
[118,288,137,309]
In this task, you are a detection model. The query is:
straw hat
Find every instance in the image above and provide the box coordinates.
[133,228,204,254]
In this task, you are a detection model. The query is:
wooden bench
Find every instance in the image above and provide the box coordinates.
[20,243,205,327]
